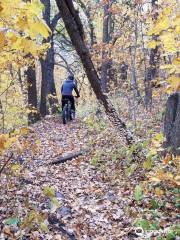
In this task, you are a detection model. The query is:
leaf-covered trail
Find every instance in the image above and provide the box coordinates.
[1,113,178,240]
[1,116,154,240]
[20,116,138,239]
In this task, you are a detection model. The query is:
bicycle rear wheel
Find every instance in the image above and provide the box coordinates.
[62,104,68,124]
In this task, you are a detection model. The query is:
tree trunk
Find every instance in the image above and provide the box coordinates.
[40,0,59,116]
[144,0,159,109]
[40,40,58,115]
[55,0,134,146]
[164,92,180,155]
[25,66,39,124]
[101,0,114,92]
[40,60,47,117]
[17,68,27,106]
[77,0,96,46]
[130,47,141,102]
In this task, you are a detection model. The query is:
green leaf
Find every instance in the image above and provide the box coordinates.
[43,186,56,198]
[175,203,180,208]
[125,164,137,176]
[150,199,159,209]
[134,185,143,201]
[4,217,19,225]
[40,222,48,233]
[143,158,152,170]
[135,219,150,230]
[150,221,160,230]
[51,197,60,207]
[155,132,164,142]
[172,188,180,194]
[50,197,61,212]
[11,164,21,172]
[167,231,176,240]
[90,157,98,166]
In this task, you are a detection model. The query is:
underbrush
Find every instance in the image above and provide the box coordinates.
[79,95,179,239]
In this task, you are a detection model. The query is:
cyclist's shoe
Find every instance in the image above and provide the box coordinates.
[71,110,75,120]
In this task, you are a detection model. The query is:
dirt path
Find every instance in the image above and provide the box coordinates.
[1,117,178,239]
[17,117,136,240]
[2,116,159,240]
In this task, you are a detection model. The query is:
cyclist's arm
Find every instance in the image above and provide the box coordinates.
[74,83,80,97]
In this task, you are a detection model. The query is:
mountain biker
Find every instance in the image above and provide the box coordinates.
[61,74,80,116]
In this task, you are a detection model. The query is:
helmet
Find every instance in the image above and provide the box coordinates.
[68,73,74,80]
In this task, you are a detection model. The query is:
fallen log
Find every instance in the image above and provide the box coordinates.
[50,151,84,164]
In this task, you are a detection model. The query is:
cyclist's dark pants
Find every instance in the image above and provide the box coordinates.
[62,95,75,111]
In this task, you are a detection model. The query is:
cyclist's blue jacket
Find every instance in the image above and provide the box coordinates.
[61,79,80,97]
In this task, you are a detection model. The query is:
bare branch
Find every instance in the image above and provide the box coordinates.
[0,153,13,175]
[50,13,61,32]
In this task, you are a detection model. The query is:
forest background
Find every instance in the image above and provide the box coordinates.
[0,0,179,239]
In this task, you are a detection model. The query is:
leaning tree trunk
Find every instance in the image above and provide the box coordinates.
[25,65,39,125]
[164,92,180,155]
[55,0,134,146]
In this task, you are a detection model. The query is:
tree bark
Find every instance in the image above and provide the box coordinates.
[164,92,180,155]
[40,0,59,116]
[55,0,134,145]
[40,39,58,115]
[25,65,39,124]
[144,0,159,109]
[101,0,114,92]
[76,0,96,46]
[130,47,141,102]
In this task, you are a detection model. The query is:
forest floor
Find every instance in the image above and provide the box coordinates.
[0,115,179,240]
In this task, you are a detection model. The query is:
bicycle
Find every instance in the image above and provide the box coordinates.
[62,98,75,124]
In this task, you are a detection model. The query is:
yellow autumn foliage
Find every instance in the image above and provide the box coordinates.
[148,0,180,93]
[160,32,177,53]
[0,0,51,69]
[0,134,18,154]
[0,0,51,131]
[148,40,159,49]
[167,76,180,91]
